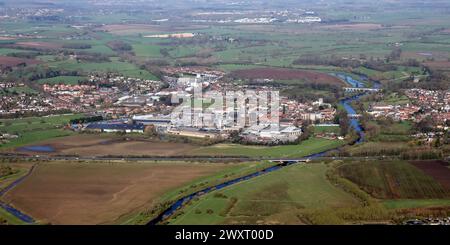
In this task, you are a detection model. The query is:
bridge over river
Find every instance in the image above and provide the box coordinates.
[0,73,379,225]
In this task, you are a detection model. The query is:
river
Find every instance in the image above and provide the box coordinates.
[0,74,373,225]
[147,73,374,225]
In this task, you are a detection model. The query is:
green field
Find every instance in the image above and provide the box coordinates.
[0,164,33,225]
[189,138,344,158]
[0,114,83,149]
[383,199,450,209]
[1,86,37,95]
[338,161,450,199]
[132,44,162,57]
[313,125,340,134]
[0,206,29,225]
[119,161,279,224]
[169,163,359,225]
[47,58,159,80]
[36,75,88,85]
[366,121,413,142]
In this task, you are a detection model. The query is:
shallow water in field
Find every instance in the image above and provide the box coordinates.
[17,145,55,153]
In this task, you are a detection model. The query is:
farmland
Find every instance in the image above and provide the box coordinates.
[188,138,345,158]
[410,161,450,189]
[0,114,83,149]
[35,76,88,85]
[230,68,346,86]
[338,161,450,199]
[7,134,344,159]
[167,160,450,225]
[1,0,450,227]
[0,56,41,66]
[169,163,359,225]
[1,161,234,224]
[14,134,201,157]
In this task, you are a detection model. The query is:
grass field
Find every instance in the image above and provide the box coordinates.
[189,138,344,158]
[367,121,413,142]
[1,86,37,95]
[313,125,340,134]
[0,205,28,225]
[338,161,450,199]
[35,75,88,85]
[2,161,232,224]
[383,199,450,209]
[169,163,359,225]
[0,114,83,149]
[121,161,277,224]
[48,58,159,80]
[0,163,34,225]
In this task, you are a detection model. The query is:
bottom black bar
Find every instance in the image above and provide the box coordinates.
[0,225,449,244]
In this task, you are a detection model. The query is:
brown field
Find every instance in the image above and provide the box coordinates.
[318,23,383,31]
[424,61,450,70]
[14,41,63,50]
[14,134,200,157]
[231,68,345,86]
[411,161,450,189]
[0,56,41,66]
[0,36,15,40]
[2,161,227,224]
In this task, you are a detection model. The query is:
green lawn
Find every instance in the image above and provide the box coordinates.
[169,163,359,225]
[189,138,344,158]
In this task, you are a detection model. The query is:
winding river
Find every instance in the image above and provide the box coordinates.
[147,74,375,225]
[0,74,375,225]
[0,165,36,223]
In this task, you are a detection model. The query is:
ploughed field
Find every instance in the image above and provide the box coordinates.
[338,161,450,199]
[1,161,228,224]
[0,56,41,67]
[410,161,450,189]
[12,134,200,157]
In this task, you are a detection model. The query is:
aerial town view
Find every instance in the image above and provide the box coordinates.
[0,0,450,237]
